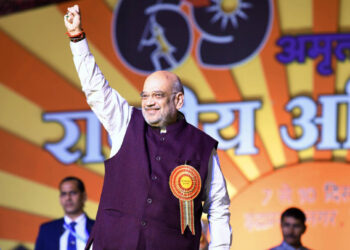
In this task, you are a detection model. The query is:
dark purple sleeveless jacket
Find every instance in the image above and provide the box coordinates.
[87,108,217,250]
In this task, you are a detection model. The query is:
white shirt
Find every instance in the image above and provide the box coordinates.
[70,39,232,249]
[60,214,89,250]
[270,241,310,250]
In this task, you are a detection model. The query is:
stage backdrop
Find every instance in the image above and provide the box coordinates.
[1,0,350,249]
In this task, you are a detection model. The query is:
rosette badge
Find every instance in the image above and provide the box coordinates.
[169,164,201,235]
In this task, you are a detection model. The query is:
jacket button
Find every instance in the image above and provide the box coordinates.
[152,175,158,180]
[141,221,147,226]
[160,137,165,142]
[156,156,161,161]
[147,198,152,204]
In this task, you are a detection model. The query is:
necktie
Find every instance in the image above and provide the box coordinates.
[67,221,77,250]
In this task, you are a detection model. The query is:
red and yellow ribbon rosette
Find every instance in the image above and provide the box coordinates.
[169,164,201,235]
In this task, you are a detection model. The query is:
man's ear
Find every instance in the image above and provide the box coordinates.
[175,92,184,110]
[83,192,87,203]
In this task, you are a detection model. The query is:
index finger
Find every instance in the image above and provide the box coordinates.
[67,6,79,16]
[73,4,80,13]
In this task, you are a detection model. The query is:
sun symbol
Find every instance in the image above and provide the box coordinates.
[206,0,253,30]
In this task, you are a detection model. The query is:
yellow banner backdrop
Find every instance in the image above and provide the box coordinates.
[1,0,350,249]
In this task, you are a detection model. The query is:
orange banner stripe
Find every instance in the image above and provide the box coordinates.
[58,0,147,91]
[253,136,275,175]
[200,69,241,102]
[0,128,103,202]
[228,119,274,176]
[0,206,49,243]
[217,150,249,191]
[0,31,89,111]
[259,0,299,166]
[312,0,339,160]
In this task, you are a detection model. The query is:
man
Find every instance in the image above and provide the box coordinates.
[270,207,310,250]
[35,177,95,250]
[64,5,231,250]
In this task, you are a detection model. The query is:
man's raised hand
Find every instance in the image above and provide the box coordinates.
[64,5,82,36]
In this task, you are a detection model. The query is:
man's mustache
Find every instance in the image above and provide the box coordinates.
[144,107,160,110]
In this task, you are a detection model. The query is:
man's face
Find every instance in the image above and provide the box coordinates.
[59,180,86,216]
[281,216,306,247]
[141,72,182,127]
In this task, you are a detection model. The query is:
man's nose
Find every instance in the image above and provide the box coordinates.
[145,97,155,106]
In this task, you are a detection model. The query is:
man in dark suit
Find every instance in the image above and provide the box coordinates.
[35,176,95,250]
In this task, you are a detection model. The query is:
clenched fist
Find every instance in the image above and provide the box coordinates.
[64,5,82,36]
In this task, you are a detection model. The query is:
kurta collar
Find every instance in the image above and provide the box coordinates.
[148,112,186,134]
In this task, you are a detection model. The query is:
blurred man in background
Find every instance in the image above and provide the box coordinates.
[270,207,310,250]
[35,176,94,250]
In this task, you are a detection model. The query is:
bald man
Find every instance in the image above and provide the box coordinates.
[64,5,231,250]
